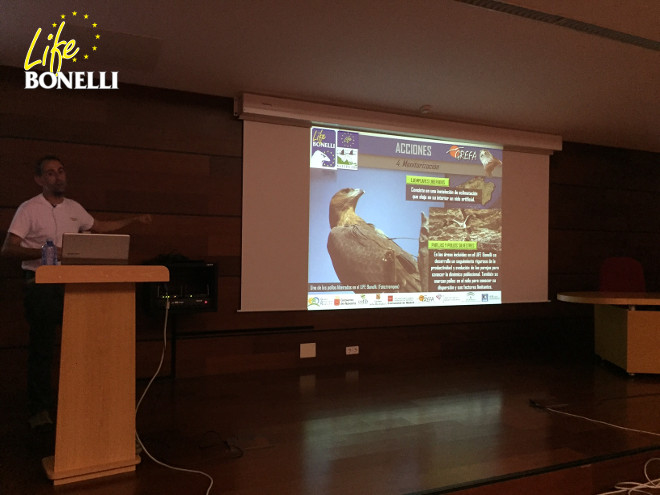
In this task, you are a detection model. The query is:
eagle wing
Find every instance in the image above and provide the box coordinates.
[327,223,420,292]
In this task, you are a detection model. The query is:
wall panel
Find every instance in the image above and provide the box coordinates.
[1,65,657,378]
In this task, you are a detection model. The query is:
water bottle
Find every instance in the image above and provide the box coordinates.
[41,239,58,266]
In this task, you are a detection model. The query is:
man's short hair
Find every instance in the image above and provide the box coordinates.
[35,155,63,176]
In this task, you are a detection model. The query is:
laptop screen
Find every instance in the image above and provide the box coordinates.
[61,233,130,265]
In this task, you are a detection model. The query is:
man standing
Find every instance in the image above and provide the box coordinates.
[1,155,151,431]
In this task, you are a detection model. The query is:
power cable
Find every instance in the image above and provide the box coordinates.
[136,300,215,495]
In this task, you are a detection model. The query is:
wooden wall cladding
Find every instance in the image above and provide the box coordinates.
[0,69,241,157]
[0,65,244,361]
[548,142,660,294]
[1,65,657,378]
[1,139,242,216]
[174,318,595,377]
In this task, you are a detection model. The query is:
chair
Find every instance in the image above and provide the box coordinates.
[598,256,646,292]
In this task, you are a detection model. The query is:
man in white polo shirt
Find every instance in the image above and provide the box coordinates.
[1,155,151,431]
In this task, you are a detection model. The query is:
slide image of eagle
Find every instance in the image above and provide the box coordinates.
[479,149,502,177]
[327,188,421,292]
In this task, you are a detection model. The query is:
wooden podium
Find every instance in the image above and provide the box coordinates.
[36,265,169,485]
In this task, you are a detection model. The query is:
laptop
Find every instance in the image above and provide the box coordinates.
[61,233,130,265]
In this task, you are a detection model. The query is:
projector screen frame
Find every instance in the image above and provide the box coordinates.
[238,94,561,312]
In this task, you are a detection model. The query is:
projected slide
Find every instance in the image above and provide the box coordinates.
[307,127,503,310]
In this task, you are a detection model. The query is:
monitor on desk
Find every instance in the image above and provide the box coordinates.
[61,233,130,265]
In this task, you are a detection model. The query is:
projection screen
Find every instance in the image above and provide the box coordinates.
[239,95,560,312]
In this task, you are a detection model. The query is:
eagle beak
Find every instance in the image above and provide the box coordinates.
[351,189,365,205]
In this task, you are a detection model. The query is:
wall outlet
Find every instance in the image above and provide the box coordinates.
[300,342,316,359]
[346,345,359,355]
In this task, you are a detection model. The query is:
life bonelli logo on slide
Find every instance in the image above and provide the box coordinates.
[24,9,118,89]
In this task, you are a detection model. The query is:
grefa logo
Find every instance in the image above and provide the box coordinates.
[446,145,477,161]
[24,10,118,90]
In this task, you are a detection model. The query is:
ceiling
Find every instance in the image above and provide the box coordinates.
[1,0,659,152]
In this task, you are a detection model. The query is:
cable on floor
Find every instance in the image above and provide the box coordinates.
[539,402,660,439]
[530,399,660,494]
[595,457,660,495]
[136,300,215,495]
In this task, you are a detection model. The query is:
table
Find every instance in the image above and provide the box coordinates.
[557,292,660,375]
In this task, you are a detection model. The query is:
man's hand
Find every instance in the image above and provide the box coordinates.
[92,213,153,233]
[135,214,152,225]
[1,232,42,260]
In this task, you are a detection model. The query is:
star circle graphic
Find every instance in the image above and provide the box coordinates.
[53,10,100,65]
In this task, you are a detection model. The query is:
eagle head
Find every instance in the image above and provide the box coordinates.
[329,188,364,228]
[479,149,502,177]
